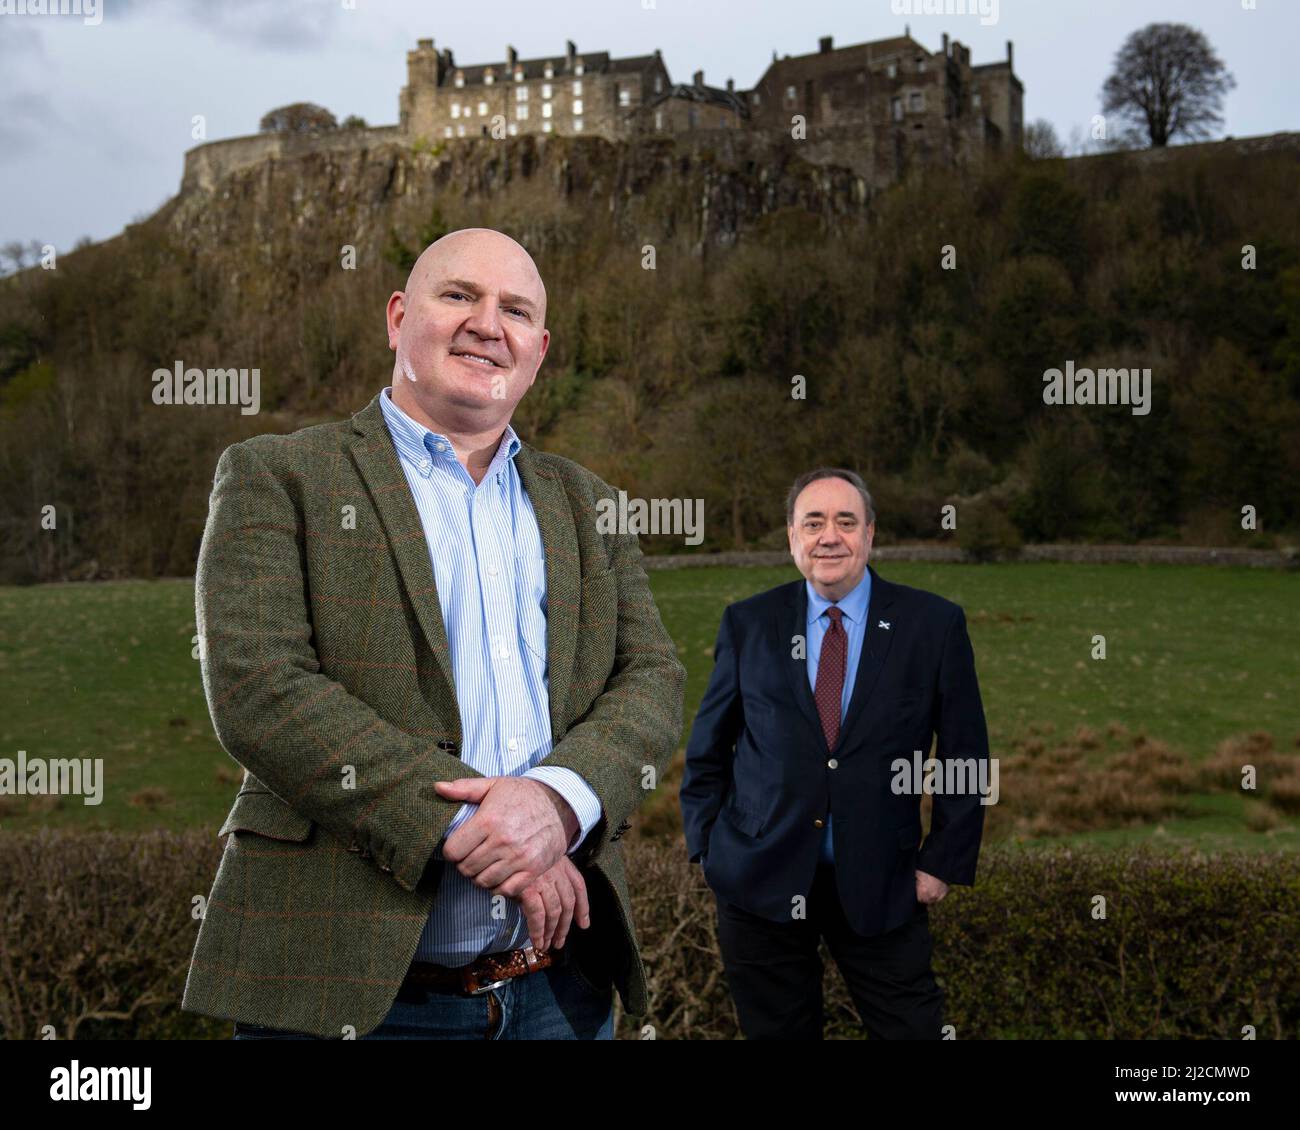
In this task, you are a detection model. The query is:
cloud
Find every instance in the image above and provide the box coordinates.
[108,0,341,50]
[0,90,69,156]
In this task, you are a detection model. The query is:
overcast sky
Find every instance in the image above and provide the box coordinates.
[2,0,1295,253]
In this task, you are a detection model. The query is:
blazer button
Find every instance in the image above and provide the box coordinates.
[813,818,825,829]
[827,758,839,769]
[347,840,362,853]
[438,740,460,757]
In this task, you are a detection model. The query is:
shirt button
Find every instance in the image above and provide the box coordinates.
[507,738,519,752]
[435,441,448,452]
[498,646,510,659]
[487,564,498,577]
[813,818,825,829]
[828,758,839,769]
[419,458,431,472]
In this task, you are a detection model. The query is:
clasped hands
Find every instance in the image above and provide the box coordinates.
[434,776,590,955]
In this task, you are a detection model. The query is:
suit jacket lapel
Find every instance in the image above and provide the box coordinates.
[514,442,580,740]
[780,581,826,750]
[347,393,459,725]
[837,564,898,751]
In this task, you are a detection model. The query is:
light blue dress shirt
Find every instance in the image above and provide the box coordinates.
[805,570,872,864]
[379,386,602,964]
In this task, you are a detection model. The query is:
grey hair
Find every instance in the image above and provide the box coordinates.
[785,467,876,527]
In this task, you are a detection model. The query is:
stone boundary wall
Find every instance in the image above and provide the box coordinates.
[640,545,1297,570]
[181,125,404,193]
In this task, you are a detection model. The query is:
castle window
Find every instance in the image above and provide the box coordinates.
[688,106,698,128]
[542,102,552,118]
[508,122,518,135]
[517,86,528,102]
[891,96,902,121]
[542,83,552,99]
[972,92,981,108]
[574,117,583,131]
[909,91,923,112]
[752,92,760,105]
[457,124,465,136]
[654,74,662,93]
[451,103,460,119]
[455,72,464,88]
[573,80,582,96]
[544,63,553,79]
[444,126,452,138]
[886,63,896,78]
[478,101,487,116]
[543,120,553,132]
[858,71,866,83]
[517,105,529,120]
[619,89,631,107]
[484,71,494,85]
[917,58,926,73]
[573,99,583,115]
[654,110,663,130]
[785,84,796,103]
[514,68,524,82]
[575,61,584,76]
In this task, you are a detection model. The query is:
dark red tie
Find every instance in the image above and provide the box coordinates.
[814,606,846,750]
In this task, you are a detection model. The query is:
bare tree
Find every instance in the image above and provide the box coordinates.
[258,102,338,134]
[1101,23,1235,147]
[1024,119,1064,160]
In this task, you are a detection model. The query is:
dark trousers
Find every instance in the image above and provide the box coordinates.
[714,863,945,1040]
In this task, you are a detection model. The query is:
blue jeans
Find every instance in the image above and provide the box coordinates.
[232,961,615,1040]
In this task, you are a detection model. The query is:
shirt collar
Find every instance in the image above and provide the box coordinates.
[380,385,521,477]
[806,567,872,627]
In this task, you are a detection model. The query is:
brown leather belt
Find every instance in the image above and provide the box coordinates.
[402,945,559,997]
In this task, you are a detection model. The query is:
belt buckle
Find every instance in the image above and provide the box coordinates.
[468,977,510,996]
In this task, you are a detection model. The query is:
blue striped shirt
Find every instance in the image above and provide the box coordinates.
[805,571,871,864]
[379,386,603,965]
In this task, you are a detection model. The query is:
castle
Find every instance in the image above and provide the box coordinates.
[181,28,1022,194]
[399,28,1021,161]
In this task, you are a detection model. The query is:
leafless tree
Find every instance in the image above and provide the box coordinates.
[1024,119,1064,160]
[1101,23,1235,147]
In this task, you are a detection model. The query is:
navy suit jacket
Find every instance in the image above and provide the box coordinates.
[679,565,989,937]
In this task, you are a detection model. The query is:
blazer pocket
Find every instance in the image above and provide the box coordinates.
[724,800,766,838]
[219,789,315,843]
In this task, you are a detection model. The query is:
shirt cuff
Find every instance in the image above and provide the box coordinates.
[522,766,602,853]
[434,801,475,860]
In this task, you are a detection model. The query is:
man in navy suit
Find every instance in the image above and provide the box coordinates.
[680,468,989,1040]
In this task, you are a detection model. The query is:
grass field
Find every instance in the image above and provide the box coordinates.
[1,563,1296,851]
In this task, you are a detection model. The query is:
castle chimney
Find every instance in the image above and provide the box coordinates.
[942,33,949,57]
[693,69,704,90]
[1007,40,1014,69]
[566,39,576,70]
[818,35,833,53]
[417,38,433,50]
[726,77,734,93]
[507,45,517,70]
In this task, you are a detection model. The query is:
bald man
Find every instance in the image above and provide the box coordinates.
[182,229,685,1040]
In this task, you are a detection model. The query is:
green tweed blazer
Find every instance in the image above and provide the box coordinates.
[181,391,685,1038]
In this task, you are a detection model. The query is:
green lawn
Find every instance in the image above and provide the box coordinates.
[1,564,1296,848]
